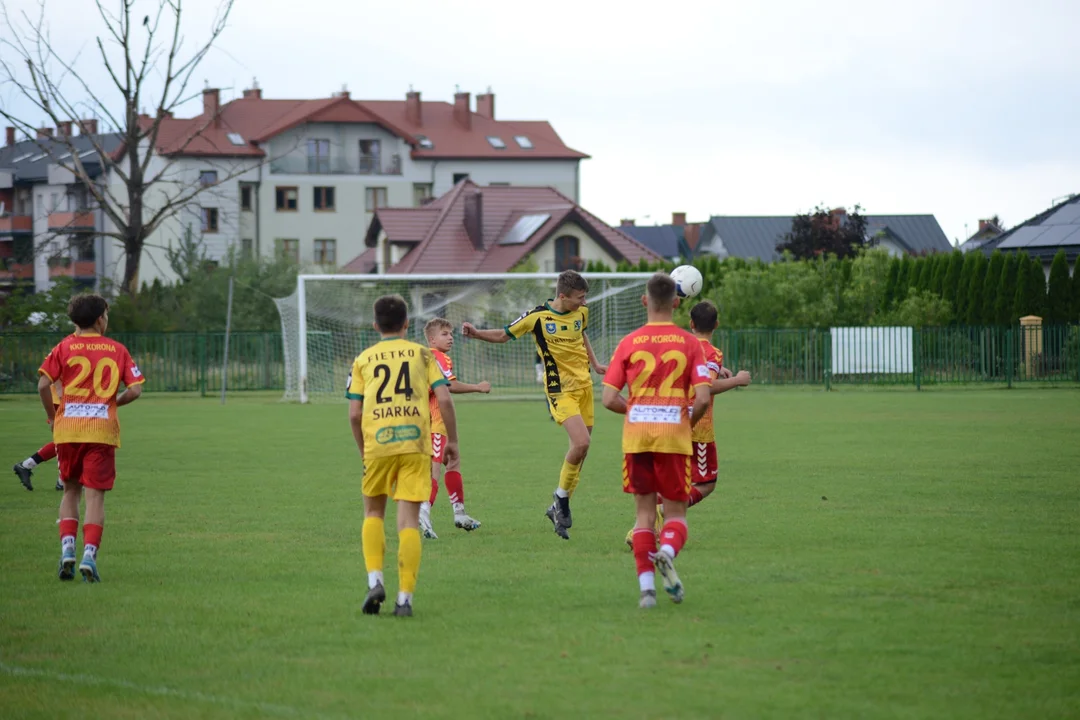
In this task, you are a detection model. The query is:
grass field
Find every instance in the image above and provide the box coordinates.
[2,388,1079,719]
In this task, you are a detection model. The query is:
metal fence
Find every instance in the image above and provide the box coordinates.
[1,324,1077,395]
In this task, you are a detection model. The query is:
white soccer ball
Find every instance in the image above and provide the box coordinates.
[670,265,703,299]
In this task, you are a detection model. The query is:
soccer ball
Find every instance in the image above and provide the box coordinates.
[670,265,703,299]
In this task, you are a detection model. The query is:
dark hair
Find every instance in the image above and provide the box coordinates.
[646,272,676,307]
[67,294,109,329]
[556,269,589,297]
[690,300,719,333]
[373,294,408,333]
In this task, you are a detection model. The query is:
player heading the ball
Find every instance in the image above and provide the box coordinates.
[601,273,712,608]
[462,269,608,541]
[347,295,459,618]
[38,293,145,583]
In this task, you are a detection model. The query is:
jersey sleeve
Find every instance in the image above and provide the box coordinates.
[426,351,450,390]
[581,305,590,331]
[439,354,457,382]
[504,309,540,340]
[601,338,629,390]
[345,356,364,401]
[121,347,145,386]
[687,340,711,388]
[39,344,63,382]
[705,346,722,379]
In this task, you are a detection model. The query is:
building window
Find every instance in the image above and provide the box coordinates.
[413,183,432,206]
[359,139,381,173]
[314,238,336,266]
[313,186,336,211]
[307,139,330,174]
[554,235,580,272]
[453,173,469,185]
[201,208,219,233]
[489,182,510,187]
[74,238,95,261]
[277,238,299,263]
[365,187,387,210]
[275,186,298,211]
[240,185,253,211]
[199,170,218,186]
[241,238,253,259]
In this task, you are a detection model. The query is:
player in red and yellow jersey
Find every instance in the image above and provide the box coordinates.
[13,379,66,491]
[602,273,712,608]
[463,270,608,541]
[37,294,144,583]
[421,317,490,538]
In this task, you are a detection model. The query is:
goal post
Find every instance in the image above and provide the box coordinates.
[274,272,654,403]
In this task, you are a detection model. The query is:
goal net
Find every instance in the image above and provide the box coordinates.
[274,273,653,403]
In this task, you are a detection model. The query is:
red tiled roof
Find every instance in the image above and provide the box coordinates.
[144,91,585,160]
[352,181,658,274]
[341,247,376,273]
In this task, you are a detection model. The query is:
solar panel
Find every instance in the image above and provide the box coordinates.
[499,214,550,245]
[1027,225,1080,247]
[997,227,1049,249]
[1044,202,1080,226]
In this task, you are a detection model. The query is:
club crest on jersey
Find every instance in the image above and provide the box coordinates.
[545,322,557,334]
[574,320,581,331]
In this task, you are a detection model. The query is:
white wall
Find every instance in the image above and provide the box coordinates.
[418,159,579,201]
[528,221,621,272]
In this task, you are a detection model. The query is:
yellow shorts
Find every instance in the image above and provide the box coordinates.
[362,453,430,502]
[546,385,594,427]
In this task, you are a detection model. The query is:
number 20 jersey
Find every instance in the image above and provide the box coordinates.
[346,338,449,460]
[39,332,144,447]
[602,322,711,455]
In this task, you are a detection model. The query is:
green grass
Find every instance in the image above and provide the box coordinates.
[2,389,1079,719]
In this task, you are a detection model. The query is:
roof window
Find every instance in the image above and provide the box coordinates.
[227,132,245,146]
[486,136,506,149]
[416,135,434,150]
[514,136,533,149]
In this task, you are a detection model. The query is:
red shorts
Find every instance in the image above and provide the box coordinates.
[57,443,116,491]
[622,452,692,503]
[693,441,718,484]
[431,433,447,464]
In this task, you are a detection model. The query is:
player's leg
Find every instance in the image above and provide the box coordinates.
[624,453,660,608]
[688,442,718,507]
[689,481,717,506]
[361,457,392,615]
[419,446,441,540]
[56,456,82,581]
[445,452,480,531]
[76,444,114,583]
[13,441,58,491]
[654,454,692,604]
[547,390,591,538]
[392,454,429,617]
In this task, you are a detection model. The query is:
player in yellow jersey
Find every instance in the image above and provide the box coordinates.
[347,295,458,618]
[462,270,608,540]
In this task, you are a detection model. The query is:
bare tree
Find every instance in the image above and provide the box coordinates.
[0,0,251,295]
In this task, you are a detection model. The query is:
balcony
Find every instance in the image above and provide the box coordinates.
[0,215,32,235]
[47,258,96,278]
[269,153,402,176]
[48,210,96,232]
[0,260,34,281]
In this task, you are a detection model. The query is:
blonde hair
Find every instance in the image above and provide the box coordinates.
[424,317,453,340]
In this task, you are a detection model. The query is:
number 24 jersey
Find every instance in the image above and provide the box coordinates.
[346,338,449,459]
[602,323,711,455]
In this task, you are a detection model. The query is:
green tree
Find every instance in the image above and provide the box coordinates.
[909,257,925,294]
[1024,255,1046,320]
[965,252,987,325]
[943,250,964,311]
[777,205,869,260]
[995,253,1020,325]
[955,252,976,322]
[1045,250,1071,323]
[882,289,953,327]
[930,253,949,296]
[1072,259,1080,322]
[982,250,1004,324]
[882,256,901,312]
[895,254,912,304]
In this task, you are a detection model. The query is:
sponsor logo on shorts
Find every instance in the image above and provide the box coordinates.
[375,425,422,444]
[628,405,682,424]
[64,402,109,419]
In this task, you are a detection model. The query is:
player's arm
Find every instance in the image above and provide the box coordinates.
[710,370,751,395]
[690,384,711,425]
[434,385,459,465]
[449,379,491,394]
[461,323,511,344]
[601,384,627,414]
[37,374,56,423]
[600,341,628,413]
[116,383,143,406]
[348,399,364,458]
[582,332,608,374]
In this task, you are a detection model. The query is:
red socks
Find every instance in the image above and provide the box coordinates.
[444,471,464,505]
[688,486,705,506]
[83,523,103,558]
[428,477,438,505]
[39,442,57,462]
[659,519,688,558]
[59,517,78,541]
[631,529,657,576]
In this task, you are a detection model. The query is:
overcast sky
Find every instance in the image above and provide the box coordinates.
[2,0,1078,244]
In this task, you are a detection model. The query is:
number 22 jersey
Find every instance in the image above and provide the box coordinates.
[602,322,711,455]
[346,338,449,459]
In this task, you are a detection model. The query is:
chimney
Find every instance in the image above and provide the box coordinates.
[464,190,483,250]
[454,91,471,130]
[5,127,14,146]
[158,109,174,119]
[685,224,702,250]
[476,91,495,120]
[672,212,686,226]
[203,88,220,127]
[77,119,98,136]
[405,90,422,126]
[56,121,73,138]
[620,219,635,227]
[37,127,54,139]
[243,87,262,100]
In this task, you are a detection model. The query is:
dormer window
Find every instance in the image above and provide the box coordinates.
[486,136,506,149]
[514,136,533,149]
[416,135,434,150]
[227,132,245,145]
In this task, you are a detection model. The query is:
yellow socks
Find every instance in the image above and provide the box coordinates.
[362,516,385,574]
[397,528,422,594]
[558,460,582,498]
